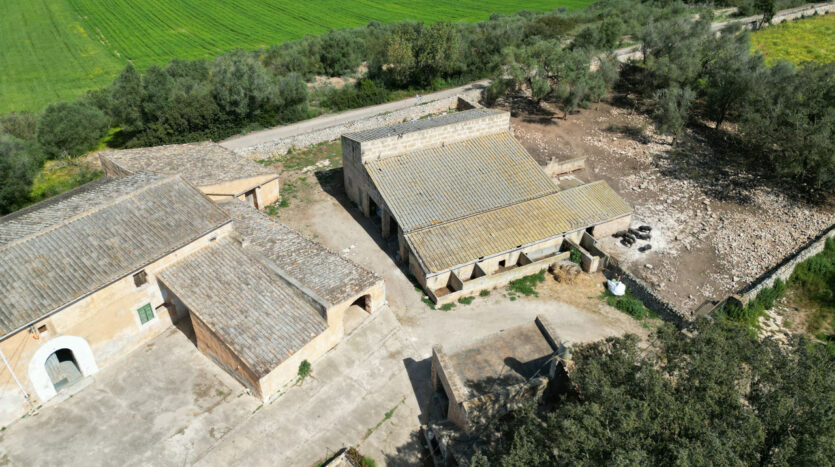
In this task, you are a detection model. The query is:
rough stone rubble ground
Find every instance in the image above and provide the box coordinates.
[511,103,834,315]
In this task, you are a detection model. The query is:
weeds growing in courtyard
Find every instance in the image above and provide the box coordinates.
[508,270,547,297]
[458,296,475,305]
[298,360,311,380]
[602,290,655,320]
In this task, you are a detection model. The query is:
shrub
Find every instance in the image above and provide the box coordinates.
[37,102,108,159]
[570,248,582,266]
[439,303,456,311]
[298,360,311,379]
[604,291,651,320]
[458,296,475,305]
[320,79,389,111]
[479,290,491,297]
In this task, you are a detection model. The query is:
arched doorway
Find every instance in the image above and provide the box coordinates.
[45,349,82,393]
[343,295,372,335]
[29,335,98,402]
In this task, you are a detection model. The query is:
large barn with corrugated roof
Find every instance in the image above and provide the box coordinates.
[341,108,632,304]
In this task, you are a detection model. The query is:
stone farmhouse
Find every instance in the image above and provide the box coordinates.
[424,315,572,465]
[0,173,383,426]
[341,108,632,303]
[100,141,280,209]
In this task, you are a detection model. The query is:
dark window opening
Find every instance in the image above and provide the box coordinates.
[37,324,48,335]
[133,270,148,287]
[498,260,506,268]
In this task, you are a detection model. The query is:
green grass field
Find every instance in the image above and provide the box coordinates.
[752,13,835,64]
[1,0,591,114]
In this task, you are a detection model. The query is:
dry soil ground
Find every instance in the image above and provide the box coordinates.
[506,98,835,316]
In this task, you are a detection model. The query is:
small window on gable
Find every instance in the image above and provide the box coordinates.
[37,324,48,335]
[133,270,148,287]
[137,303,154,325]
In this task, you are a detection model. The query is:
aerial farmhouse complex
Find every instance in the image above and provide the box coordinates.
[342,108,632,303]
[100,141,280,209]
[0,172,382,425]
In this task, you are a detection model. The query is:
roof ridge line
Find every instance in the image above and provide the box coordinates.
[405,186,563,235]
[0,174,175,253]
[404,180,607,235]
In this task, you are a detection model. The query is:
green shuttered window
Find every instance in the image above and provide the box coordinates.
[137,303,154,325]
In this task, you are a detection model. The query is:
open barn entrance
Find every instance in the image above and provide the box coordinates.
[343,294,372,335]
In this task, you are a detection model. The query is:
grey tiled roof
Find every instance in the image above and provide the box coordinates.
[220,200,380,306]
[344,109,501,142]
[0,174,231,337]
[406,181,633,273]
[158,238,327,378]
[100,141,276,187]
[365,133,558,233]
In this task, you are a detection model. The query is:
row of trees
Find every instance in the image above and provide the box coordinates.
[473,318,835,465]
[2,0,831,213]
[486,10,833,195]
[1,0,703,214]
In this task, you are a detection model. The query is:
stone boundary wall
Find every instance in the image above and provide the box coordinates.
[235,89,483,160]
[606,259,689,328]
[739,223,835,303]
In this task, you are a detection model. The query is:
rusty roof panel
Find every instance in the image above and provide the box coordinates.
[405,181,632,273]
[365,133,558,232]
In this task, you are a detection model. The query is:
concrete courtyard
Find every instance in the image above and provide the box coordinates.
[0,187,646,466]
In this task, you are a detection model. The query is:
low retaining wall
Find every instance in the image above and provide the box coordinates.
[739,223,835,304]
[544,157,586,176]
[431,252,568,306]
[606,259,689,328]
[233,88,484,159]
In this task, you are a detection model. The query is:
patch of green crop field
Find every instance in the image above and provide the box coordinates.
[752,14,835,65]
[1,0,593,114]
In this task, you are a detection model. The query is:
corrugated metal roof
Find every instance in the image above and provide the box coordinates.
[405,181,632,273]
[365,133,559,232]
[221,200,381,305]
[343,109,501,142]
[100,141,276,187]
[0,174,231,337]
[158,238,327,378]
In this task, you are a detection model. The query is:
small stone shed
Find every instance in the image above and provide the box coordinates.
[100,141,280,209]
[341,108,632,304]
[158,200,385,399]
[424,316,572,466]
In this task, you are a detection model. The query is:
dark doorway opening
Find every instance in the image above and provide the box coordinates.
[344,294,372,335]
[45,349,82,392]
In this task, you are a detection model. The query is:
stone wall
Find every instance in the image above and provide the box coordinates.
[236,88,484,159]
[740,223,835,303]
[353,111,509,163]
[606,259,689,328]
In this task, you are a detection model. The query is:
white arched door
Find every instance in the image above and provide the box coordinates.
[28,335,98,401]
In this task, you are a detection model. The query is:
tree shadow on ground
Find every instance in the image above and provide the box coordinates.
[382,429,433,467]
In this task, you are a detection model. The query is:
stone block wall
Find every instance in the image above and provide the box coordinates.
[606,260,689,327]
[740,223,835,304]
[354,111,510,163]
[236,87,484,159]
